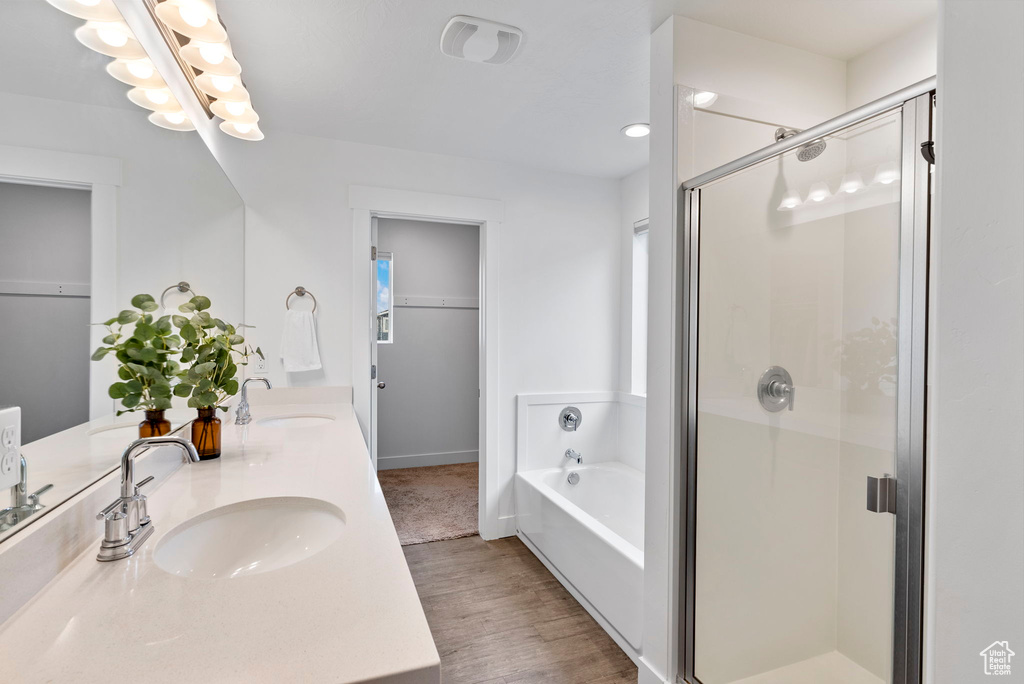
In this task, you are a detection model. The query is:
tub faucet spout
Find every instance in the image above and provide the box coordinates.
[565,449,582,465]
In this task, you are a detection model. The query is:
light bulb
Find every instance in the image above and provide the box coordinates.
[145,89,170,105]
[198,43,226,65]
[873,162,900,185]
[235,123,252,134]
[178,3,209,28]
[126,60,154,79]
[621,123,650,138]
[839,173,866,194]
[211,75,235,93]
[165,112,186,125]
[807,182,831,203]
[225,101,247,116]
[777,190,802,211]
[694,91,718,107]
[76,0,102,6]
[97,24,129,47]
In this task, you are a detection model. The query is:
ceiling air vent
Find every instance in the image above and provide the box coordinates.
[440,16,522,65]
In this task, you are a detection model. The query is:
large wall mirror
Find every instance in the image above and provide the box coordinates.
[0,0,244,542]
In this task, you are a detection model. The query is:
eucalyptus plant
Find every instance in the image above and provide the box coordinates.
[171,295,262,411]
[91,294,182,415]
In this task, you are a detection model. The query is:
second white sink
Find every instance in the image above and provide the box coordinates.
[255,414,336,428]
[153,497,345,579]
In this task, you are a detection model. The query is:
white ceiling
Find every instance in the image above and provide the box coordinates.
[3,0,936,179]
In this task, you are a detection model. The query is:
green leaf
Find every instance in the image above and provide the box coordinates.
[213,318,228,331]
[198,391,218,406]
[198,378,215,392]
[172,315,190,328]
[180,347,196,363]
[122,394,141,409]
[138,347,159,363]
[187,395,203,409]
[131,293,155,309]
[118,310,140,325]
[190,295,212,312]
[180,324,199,343]
[117,366,132,381]
[102,316,119,326]
[108,382,130,399]
[91,347,109,361]
[134,322,156,341]
[173,383,194,397]
[150,383,172,398]
[222,379,239,396]
[125,380,143,394]
[193,361,218,377]
[126,348,143,360]
[154,316,173,334]
[255,346,265,360]
[102,334,119,345]
[152,397,173,410]
[228,334,244,346]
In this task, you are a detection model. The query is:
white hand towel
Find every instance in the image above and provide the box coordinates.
[280,309,322,372]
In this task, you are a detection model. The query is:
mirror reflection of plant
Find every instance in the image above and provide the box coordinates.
[91,294,182,415]
[836,316,898,393]
[171,295,262,412]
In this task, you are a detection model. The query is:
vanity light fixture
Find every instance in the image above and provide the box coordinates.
[694,91,719,107]
[153,0,227,43]
[195,73,249,102]
[127,86,182,113]
[106,58,166,88]
[149,110,196,131]
[74,20,146,58]
[806,181,832,203]
[621,123,650,138]
[839,172,866,194]
[872,161,900,185]
[45,0,122,22]
[219,120,264,141]
[211,98,259,124]
[180,40,242,76]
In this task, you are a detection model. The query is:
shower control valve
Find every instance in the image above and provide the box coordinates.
[757,366,795,412]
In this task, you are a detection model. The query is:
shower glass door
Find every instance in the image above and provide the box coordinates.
[688,102,924,684]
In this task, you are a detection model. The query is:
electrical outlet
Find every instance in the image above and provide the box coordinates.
[0,407,21,490]
[253,353,268,374]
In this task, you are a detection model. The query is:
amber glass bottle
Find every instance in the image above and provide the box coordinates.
[139,410,171,438]
[191,407,222,460]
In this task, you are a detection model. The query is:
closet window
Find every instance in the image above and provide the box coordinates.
[376,252,393,343]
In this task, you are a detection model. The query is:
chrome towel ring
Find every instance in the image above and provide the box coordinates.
[160,281,194,307]
[286,286,317,313]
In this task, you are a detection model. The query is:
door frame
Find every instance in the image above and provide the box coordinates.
[0,144,121,420]
[677,81,934,683]
[349,186,505,540]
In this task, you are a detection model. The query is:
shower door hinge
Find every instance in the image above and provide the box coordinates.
[371,364,377,380]
[920,141,935,165]
[371,245,377,260]
[866,474,897,514]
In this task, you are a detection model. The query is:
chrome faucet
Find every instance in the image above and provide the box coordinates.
[565,448,582,465]
[96,437,199,562]
[0,456,52,532]
[235,377,273,425]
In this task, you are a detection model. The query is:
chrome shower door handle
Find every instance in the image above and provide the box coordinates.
[377,381,386,390]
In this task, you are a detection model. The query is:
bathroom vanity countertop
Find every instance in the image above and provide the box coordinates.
[0,402,441,683]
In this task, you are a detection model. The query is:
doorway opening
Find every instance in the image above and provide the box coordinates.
[373,218,481,545]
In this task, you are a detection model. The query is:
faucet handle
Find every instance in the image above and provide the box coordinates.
[97,497,125,521]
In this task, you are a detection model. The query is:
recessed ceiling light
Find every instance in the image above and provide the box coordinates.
[694,91,718,107]
[621,123,650,138]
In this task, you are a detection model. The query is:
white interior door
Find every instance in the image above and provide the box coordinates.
[369,216,379,468]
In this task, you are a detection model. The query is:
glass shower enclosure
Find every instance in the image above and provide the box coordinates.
[679,80,934,684]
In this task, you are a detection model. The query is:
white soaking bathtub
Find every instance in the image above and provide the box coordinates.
[515,461,644,653]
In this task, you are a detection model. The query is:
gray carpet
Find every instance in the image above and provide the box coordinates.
[377,462,479,546]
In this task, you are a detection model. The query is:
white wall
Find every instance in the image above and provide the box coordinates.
[847,19,937,109]
[0,183,91,443]
[376,219,479,470]
[213,129,622,529]
[928,0,1024,680]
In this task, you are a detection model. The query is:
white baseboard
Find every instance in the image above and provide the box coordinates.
[637,657,671,684]
[517,531,641,667]
[376,449,478,470]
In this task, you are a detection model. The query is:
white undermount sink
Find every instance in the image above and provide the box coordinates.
[255,413,336,428]
[153,497,345,579]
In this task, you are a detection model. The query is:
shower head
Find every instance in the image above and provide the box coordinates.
[797,138,827,161]
[774,127,827,162]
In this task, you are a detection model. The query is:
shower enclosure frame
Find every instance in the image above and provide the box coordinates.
[677,77,935,684]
